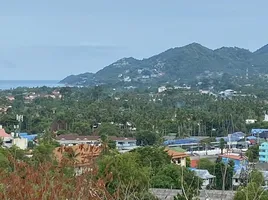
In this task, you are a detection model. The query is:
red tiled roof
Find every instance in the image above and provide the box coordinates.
[219,154,247,161]
[0,129,11,138]
[165,149,189,159]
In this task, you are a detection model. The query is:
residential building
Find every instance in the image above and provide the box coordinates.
[232,168,250,188]
[55,135,101,146]
[259,142,268,163]
[55,134,138,151]
[165,149,189,167]
[251,129,268,137]
[12,138,28,150]
[0,126,12,147]
[158,86,167,93]
[220,153,248,172]
[189,168,215,189]
[110,137,137,151]
[245,119,257,124]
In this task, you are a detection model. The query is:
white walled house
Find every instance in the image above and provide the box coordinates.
[111,137,137,151]
[12,138,28,150]
[158,86,167,93]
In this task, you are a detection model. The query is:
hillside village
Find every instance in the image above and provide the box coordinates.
[1,85,268,199]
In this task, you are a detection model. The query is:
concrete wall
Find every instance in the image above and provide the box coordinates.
[150,189,235,200]
[12,138,28,150]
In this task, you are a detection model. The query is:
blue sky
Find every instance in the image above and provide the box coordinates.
[0,0,268,80]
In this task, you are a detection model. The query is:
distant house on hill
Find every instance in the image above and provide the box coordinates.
[51,120,68,132]
[55,134,101,146]
[55,134,138,151]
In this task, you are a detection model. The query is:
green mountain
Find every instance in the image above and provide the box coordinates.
[60,43,268,86]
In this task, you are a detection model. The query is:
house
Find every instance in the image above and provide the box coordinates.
[189,168,215,189]
[251,129,268,137]
[0,126,12,146]
[232,169,268,188]
[259,142,268,163]
[12,138,28,150]
[165,149,189,167]
[158,86,167,93]
[55,134,101,146]
[55,134,138,151]
[220,153,248,172]
[54,144,103,175]
[245,119,257,124]
[232,168,250,188]
[110,136,137,151]
[219,89,237,98]
[19,133,38,142]
[51,120,68,132]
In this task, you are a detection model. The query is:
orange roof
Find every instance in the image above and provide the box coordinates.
[219,154,247,161]
[165,149,189,159]
[54,144,103,167]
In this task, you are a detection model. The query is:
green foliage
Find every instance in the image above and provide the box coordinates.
[132,146,170,175]
[214,158,234,190]
[97,123,120,136]
[198,158,215,174]
[151,164,202,192]
[250,169,264,186]
[97,152,151,196]
[234,182,268,200]
[219,138,225,155]
[136,130,158,146]
[246,145,259,162]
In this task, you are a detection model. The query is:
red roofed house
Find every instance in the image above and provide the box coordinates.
[165,148,189,167]
[0,126,12,143]
[219,153,248,172]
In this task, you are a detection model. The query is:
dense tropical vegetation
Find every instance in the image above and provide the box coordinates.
[1,83,268,199]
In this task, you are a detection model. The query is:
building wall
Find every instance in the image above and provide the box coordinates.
[12,138,28,150]
[116,140,137,150]
[259,142,268,163]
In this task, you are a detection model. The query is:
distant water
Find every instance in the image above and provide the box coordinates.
[0,80,63,90]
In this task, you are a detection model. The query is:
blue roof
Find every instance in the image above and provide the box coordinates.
[251,129,268,134]
[247,136,257,140]
[163,138,199,145]
[19,133,37,141]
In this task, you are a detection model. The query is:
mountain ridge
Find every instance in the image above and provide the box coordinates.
[60,43,268,86]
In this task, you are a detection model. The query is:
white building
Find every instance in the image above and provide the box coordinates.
[158,86,167,93]
[12,138,28,150]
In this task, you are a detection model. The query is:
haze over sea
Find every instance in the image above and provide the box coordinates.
[0,80,63,90]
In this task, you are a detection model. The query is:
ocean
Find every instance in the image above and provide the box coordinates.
[0,80,63,90]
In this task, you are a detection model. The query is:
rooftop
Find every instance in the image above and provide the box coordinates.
[220,153,247,161]
[190,168,215,179]
[0,129,11,138]
[165,149,189,159]
[56,134,136,142]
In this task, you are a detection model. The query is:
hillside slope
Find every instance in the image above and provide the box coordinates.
[60,43,268,86]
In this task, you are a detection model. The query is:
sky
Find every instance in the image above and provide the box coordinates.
[0,0,268,80]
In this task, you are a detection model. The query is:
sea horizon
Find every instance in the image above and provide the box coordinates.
[0,80,64,90]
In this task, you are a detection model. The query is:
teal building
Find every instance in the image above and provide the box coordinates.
[259,142,268,163]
